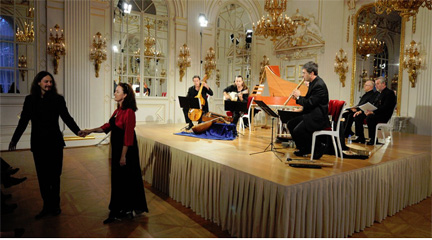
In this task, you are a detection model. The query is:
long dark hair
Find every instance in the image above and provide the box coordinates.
[30,71,58,96]
[117,82,138,112]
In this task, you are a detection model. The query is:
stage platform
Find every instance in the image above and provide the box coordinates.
[135,123,431,238]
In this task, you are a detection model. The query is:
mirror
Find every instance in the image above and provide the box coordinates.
[216,4,253,98]
[351,3,403,115]
[112,0,168,97]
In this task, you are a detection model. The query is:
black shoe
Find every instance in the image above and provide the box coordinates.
[35,209,50,219]
[103,216,122,224]
[367,140,383,145]
[1,191,12,200]
[312,143,327,160]
[14,228,25,238]
[1,203,17,214]
[52,208,62,216]
[3,176,27,188]
[294,150,308,157]
[7,167,20,175]
[352,138,365,144]
[185,124,193,130]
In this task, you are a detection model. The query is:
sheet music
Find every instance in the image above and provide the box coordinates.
[359,102,377,112]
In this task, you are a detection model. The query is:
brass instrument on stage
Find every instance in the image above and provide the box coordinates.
[188,75,208,121]
[202,112,233,123]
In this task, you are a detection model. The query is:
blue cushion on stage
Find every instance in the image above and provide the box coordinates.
[175,123,237,140]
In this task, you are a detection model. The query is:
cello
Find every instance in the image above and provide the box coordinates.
[188,75,209,121]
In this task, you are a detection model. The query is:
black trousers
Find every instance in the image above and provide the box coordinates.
[342,110,355,137]
[33,148,63,210]
[354,113,387,141]
[287,116,315,153]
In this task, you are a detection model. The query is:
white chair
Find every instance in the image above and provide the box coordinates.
[374,117,394,145]
[311,100,346,161]
[239,97,254,133]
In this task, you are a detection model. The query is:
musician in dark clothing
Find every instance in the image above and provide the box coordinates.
[223,75,249,126]
[343,80,378,137]
[287,61,330,159]
[183,75,213,130]
[9,71,82,219]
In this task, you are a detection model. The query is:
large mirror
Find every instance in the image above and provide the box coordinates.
[352,3,403,115]
[216,3,253,98]
[112,0,168,98]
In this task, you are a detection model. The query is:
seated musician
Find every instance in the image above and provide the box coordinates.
[143,82,150,96]
[287,61,330,159]
[343,80,377,138]
[352,76,396,145]
[183,75,213,130]
[223,75,249,127]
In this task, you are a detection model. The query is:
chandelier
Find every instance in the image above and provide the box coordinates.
[356,23,384,57]
[403,40,422,87]
[144,19,156,60]
[16,21,34,42]
[375,0,432,33]
[253,0,298,44]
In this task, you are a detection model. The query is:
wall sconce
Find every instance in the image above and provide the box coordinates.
[18,55,27,81]
[259,55,269,84]
[334,48,349,87]
[177,44,191,82]
[204,47,216,78]
[90,32,107,78]
[16,21,34,42]
[215,69,220,87]
[403,40,423,88]
[47,24,66,74]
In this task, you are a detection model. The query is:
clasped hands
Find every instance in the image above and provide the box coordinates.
[78,129,92,138]
[353,110,374,117]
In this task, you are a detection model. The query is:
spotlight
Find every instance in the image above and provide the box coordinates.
[117,0,132,14]
[230,34,234,43]
[198,13,208,27]
[113,45,119,52]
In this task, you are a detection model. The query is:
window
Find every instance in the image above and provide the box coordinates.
[216,4,252,97]
[112,0,168,97]
[0,0,36,94]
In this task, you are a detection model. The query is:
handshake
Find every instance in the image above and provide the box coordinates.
[78,129,93,138]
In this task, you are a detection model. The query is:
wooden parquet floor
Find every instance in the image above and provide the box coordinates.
[1,144,431,238]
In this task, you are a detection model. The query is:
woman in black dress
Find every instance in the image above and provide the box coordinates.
[82,83,148,223]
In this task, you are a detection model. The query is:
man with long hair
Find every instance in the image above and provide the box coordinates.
[9,71,83,219]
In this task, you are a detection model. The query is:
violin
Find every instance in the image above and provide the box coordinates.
[188,75,209,121]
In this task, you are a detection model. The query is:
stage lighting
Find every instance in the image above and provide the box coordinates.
[246,29,253,44]
[198,13,208,27]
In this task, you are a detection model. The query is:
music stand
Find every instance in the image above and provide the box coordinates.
[250,100,284,160]
[224,100,247,113]
[178,96,201,109]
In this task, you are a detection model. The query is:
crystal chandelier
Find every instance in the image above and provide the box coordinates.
[356,23,384,57]
[375,0,432,33]
[253,0,298,44]
[144,19,156,60]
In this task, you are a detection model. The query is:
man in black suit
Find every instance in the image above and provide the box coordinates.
[287,61,330,159]
[343,80,378,137]
[9,71,83,219]
[353,76,396,145]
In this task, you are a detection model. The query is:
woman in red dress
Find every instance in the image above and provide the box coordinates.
[81,83,148,223]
